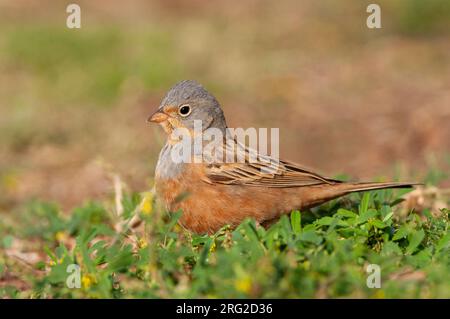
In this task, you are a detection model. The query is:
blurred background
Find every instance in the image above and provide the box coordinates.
[0,0,449,211]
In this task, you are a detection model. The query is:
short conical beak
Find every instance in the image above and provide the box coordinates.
[147,110,169,123]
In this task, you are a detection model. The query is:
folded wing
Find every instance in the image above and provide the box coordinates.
[203,140,341,188]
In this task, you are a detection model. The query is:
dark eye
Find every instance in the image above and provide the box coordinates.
[178,104,191,117]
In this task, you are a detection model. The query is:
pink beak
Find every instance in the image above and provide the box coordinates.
[147,110,169,123]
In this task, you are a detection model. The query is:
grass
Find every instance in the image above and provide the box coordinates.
[1,187,448,298]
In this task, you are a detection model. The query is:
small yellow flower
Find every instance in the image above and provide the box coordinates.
[81,274,96,289]
[209,240,216,253]
[140,192,153,216]
[48,257,64,267]
[174,224,182,233]
[138,238,148,249]
[234,276,252,294]
[55,231,67,242]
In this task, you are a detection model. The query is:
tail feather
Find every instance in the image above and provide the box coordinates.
[299,181,421,210]
[339,181,420,193]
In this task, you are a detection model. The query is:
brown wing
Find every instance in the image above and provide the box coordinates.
[202,141,341,188]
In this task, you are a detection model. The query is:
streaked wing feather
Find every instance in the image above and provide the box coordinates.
[203,142,341,188]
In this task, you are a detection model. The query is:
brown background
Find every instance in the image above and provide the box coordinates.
[0,0,449,210]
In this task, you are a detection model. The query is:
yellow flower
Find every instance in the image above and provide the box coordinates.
[55,231,67,242]
[234,276,252,294]
[138,238,148,249]
[81,274,96,289]
[174,224,182,233]
[209,240,216,253]
[140,192,153,216]
[48,257,64,267]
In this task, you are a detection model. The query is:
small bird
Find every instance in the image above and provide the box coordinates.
[148,80,417,234]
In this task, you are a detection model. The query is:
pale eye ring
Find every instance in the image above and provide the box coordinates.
[178,104,191,117]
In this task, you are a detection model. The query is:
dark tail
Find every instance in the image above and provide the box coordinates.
[300,181,420,210]
[339,181,420,193]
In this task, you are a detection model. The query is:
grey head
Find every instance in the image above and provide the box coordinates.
[149,80,227,132]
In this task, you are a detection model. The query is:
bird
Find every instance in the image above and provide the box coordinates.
[148,80,417,234]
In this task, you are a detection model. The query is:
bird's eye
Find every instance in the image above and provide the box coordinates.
[178,104,191,117]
